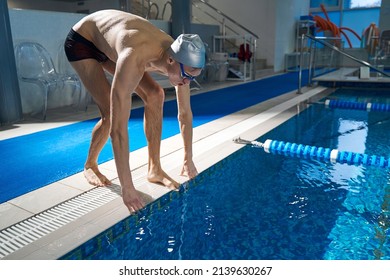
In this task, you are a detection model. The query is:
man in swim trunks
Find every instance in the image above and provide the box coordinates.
[64,9,205,213]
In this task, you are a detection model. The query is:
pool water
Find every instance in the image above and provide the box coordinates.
[61,88,390,260]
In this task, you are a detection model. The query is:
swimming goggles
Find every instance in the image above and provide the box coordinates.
[179,62,196,81]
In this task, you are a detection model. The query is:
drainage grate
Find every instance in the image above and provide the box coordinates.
[0,185,121,259]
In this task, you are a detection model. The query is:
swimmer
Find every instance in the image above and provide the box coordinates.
[64,9,205,213]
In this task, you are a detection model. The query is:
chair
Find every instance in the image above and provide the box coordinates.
[14,41,81,120]
[379,30,390,58]
[374,30,390,63]
[56,42,89,111]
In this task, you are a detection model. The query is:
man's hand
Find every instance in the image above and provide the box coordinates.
[180,159,198,179]
[122,186,145,214]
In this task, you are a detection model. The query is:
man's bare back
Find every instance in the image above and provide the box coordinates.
[72,10,173,68]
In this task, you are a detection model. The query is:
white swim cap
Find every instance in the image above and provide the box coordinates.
[169,34,206,68]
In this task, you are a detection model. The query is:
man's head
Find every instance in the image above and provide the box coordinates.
[169,34,206,69]
[168,34,206,86]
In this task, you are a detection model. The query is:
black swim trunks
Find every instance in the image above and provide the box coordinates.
[64,29,109,63]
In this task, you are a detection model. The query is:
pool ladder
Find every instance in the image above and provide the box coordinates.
[297,34,390,94]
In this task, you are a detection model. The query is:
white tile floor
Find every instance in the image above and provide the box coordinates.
[0,76,329,259]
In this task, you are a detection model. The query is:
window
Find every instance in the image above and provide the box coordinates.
[310,0,342,11]
[349,0,381,9]
[310,0,382,11]
[309,0,382,48]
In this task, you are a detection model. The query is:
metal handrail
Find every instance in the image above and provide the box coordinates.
[161,1,172,21]
[192,0,258,80]
[146,1,159,19]
[192,3,238,36]
[194,0,259,39]
[307,35,389,77]
[298,34,390,93]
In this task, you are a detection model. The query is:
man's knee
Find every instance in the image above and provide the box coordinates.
[146,86,165,106]
[99,108,111,128]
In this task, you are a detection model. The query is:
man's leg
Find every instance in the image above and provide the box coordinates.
[70,59,114,186]
[135,73,179,190]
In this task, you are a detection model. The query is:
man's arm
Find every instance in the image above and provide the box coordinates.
[175,84,198,178]
[110,50,145,212]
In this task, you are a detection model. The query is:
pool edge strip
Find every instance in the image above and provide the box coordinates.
[0,186,122,259]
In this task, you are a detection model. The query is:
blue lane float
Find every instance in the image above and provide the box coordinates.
[324,99,390,112]
[233,138,390,168]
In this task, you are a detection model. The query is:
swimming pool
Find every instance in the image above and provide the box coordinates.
[61,87,390,260]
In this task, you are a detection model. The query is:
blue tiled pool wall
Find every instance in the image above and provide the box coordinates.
[61,88,390,260]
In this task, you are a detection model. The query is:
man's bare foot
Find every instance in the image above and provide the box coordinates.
[147,170,180,190]
[84,167,112,186]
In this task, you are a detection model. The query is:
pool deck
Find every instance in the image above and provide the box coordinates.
[312,67,390,85]
[0,76,330,260]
